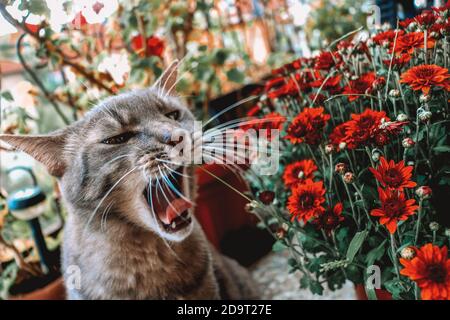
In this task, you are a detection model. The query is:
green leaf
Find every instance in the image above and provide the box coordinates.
[1,91,13,101]
[365,240,386,266]
[433,146,450,153]
[226,68,245,83]
[272,240,287,252]
[346,230,368,262]
[364,282,377,300]
[309,280,324,295]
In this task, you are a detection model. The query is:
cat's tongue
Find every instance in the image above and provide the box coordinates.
[156,198,192,225]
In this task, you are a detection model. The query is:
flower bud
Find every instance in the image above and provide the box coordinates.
[396,113,408,121]
[429,221,439,232]
[415,186,432,200]
[389,89,400,98]
[297,171,305,179]
[445,228,450,237]
[400,247,416,260]
[276,228,286,239]
[245,200,258,212]
[343,172,355,184]
[407,161,414,166]
[325,144,334,154]
[338,142,347,150]
[402,137,415,148]
[418,110,432,122]
[335,163,347,175]
[373,77,386,90]
[258,191,275,205]
[419,94,431,104]
[408,22,418,31]
[371,149,382,162]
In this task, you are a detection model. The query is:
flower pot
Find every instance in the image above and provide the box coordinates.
[194,164,255,248]
[355,284,392,300]
[9,277,65,300]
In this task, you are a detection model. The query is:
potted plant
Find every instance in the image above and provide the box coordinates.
[243,3,450,300]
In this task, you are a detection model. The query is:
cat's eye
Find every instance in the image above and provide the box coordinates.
[165,110,180,120]
[101,132,136,145]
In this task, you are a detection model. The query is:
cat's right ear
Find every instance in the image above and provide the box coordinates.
[0,132,67,177]
[155,59,179,96]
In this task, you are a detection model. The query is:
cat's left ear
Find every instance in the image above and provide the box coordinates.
[0,131,67,177]
[156,59,179,96]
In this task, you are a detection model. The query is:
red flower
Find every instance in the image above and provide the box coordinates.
[312,203,344,235]
[370,157,416,189]
[382,53,412,70]
[394,32,435,54]
[400,244,450,300]
[258,191,275,205]
[372,30,405,45]
[371,188,419,234]
[285,107,330,145]
[344,109,388,149]
[131,35,165,58]
[342,72,377,101]
[329,123,348,150]
[314,51,341,70]
[265,76,286,92]
[287,179,326,223]
[311,75,342,94]
[400,64,450,94]
[251,112,286,140]
[282,159,318,187]
[414,10,438,28]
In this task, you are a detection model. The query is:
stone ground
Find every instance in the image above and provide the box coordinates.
[250,251,356,300]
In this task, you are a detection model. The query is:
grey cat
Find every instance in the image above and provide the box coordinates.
[0,61,259,299]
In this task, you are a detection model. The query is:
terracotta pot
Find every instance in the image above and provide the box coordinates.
[355,284,392,300]
[9,277,66,300]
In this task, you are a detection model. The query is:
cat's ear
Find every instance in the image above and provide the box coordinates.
[157,59,179,95]
[0,132,67,177]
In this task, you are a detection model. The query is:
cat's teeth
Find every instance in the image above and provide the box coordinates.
[171,221,177,229]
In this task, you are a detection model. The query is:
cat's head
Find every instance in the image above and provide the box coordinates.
[0,61,197,242]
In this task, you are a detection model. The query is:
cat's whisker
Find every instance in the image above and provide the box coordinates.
[161,162,191,179]
[100,199,115,233]
[85,166,138,232]
[202,95,259,129]
[163,65,195,98]
[159,166,193,205]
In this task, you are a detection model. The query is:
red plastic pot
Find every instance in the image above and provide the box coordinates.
[355,284,392,300]
[194,164,255,248]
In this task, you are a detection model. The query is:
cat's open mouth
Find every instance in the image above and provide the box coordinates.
[142,168,193,233]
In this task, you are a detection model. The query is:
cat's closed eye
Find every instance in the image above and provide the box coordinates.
[101,132,136,145]
[165,110,180,121]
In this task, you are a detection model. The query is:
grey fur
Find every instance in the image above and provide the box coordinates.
[1,84,259,300]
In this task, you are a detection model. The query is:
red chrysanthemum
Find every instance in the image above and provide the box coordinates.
[342,72,377,101]
[400,244,450,300]
[312,203,344,235]
[343,109,388,149]
[400,64,450,94]
[371,188,419,234]
[372,29,405,45]
[369,157,417,189]
[287,179,326,223]
[265,76,286,92]
[382,53,412,70]
[282,159,318,187]
[314,51,341,70]
[329,123,348,150]
[311,75,342,94]
[394,32,435,54]
[285,107,330,145]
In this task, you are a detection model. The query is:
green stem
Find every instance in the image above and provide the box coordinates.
[414,200,424,245]
[390,233,401,279]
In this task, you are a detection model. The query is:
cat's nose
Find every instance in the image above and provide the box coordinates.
[158,130,183,146]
